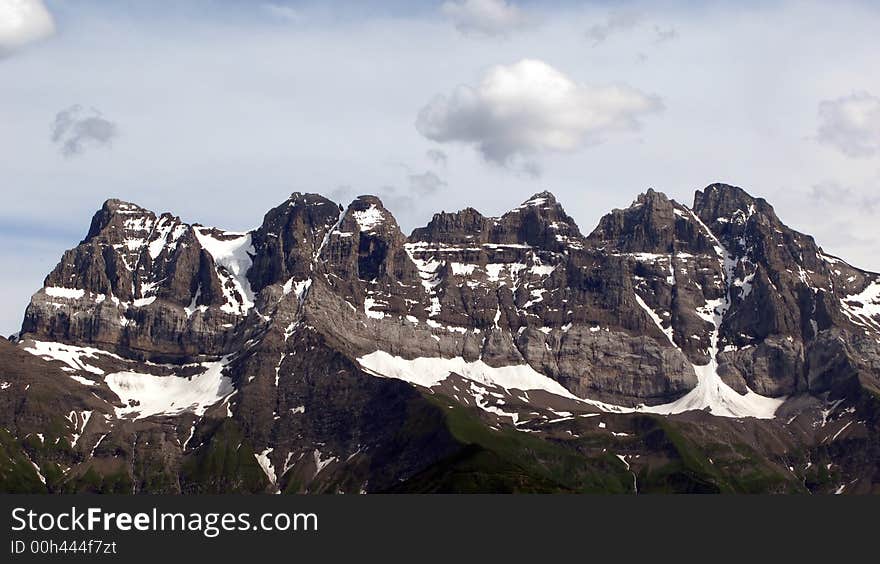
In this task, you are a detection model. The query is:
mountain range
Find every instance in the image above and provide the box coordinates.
[2,182,879,493]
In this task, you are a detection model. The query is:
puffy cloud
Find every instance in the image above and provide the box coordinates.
[51,106,119,157]
[415,59,663,165]
[817,92,880,158]
[441,0,533,37]
[0,0,54,56]
[585,11,641,46]
[426,148,448,167]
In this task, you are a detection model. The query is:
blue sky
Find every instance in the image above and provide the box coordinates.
[1,0,879,334]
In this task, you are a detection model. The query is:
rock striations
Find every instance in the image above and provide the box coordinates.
[3,183,880,494]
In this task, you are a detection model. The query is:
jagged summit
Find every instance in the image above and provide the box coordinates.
[588,188,699,254]
[84,198,155,242]
[342,195,405,238]
[6,181,880,494]
[249,192,340,293]
[350,194,384,206]
[634,187,678,207]
[409,206,487,244]
[286,191,334,204]
[693,182,777,225]
[511,191,572,219]
[101,198,146,212]
[518,190,558,207]
[20,182,880,405]
[409,190,581,250]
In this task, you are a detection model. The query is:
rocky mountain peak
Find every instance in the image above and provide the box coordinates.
[84,198,157,242]
[409,207,488,245]
[287,191,335,206]
[510,191,569,217]
[102,198,147,213]
[693,183,776,227]
[495,190,583,251]
[347,195,393,233]
[333,196,409,247]
[633,187,670,207]
[519,190,557,206]
[587,188,694,254]
[351,194,384,207]
[249,192,340,292]
[315,194,418,291]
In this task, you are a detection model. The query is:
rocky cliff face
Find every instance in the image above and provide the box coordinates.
[3,183,880,494]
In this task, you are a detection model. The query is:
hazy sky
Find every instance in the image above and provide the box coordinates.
[2,0,879,335]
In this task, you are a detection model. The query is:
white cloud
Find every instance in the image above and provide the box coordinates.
[441,0,533,37]
[51,106,119,157]
[817,92,880,158]
[0,0,54,55]
[415,59,663,165]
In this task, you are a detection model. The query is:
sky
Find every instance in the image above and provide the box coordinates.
[1,0,879,335]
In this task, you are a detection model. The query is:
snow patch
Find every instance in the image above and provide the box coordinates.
[840,280,880,333]
[255,448,277,486]
[283,278,312,302]
[132,296,156,308]
[357,350,624,413]
[194,228,255,315]
[352,205,385,232]
[44,287,85,299]
[450,262,477,276]
[634,293,674,346]
[364,296,386,319]
[27,456,46,486]
[313,450,337,477]
[23,340,113,376]
[66,410,92,448]
[105,358,234,419]
[530,265,556,277]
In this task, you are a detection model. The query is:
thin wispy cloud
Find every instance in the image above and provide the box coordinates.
[817,92,880,158]
[441,0,534,37]
[262,3,302,23]
[810,180,880,213]
[325,168,447,221]
[328,185,354,204]
[585,12,678,48]
[408,170,446,196]
[653,25,678,43]
[51,105,119,158]
[426,149,448,167]
[585,11,641,46]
